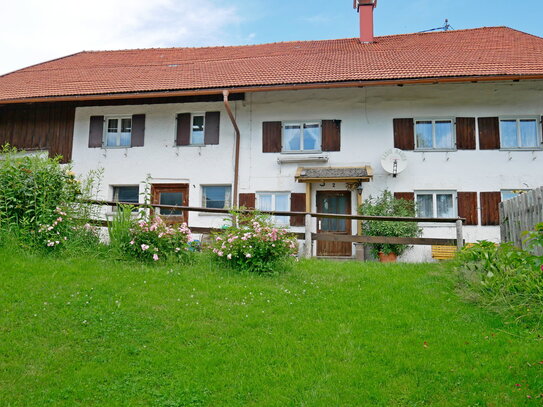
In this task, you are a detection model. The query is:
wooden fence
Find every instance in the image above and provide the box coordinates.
[86,200,465,259]
[499,187,543,253]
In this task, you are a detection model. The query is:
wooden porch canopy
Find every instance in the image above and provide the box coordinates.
[295,166,373,184]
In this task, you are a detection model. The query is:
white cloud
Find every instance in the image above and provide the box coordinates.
[0,0,241,75]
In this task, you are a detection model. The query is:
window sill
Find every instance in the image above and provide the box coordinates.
[277,155,329,164]
[414,149,456,152]
[499,147,543,152]
[198,211,228,217]
[101,146,132,149]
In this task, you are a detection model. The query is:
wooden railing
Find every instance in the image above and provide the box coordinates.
[85,200,465,258]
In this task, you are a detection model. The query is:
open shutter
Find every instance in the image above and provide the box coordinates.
[456,117,476,150]
[176,113,191,146]
[262,121,282,153]
[239,193,256,209]
[321,120,341,151]
[457,192,478,225]
[290,193,306,227]
[131,114,145,147]
[88,116,104,148]
[394,192,414,201]
[204,111,220,145]
[480,191,501,226]
[478,117,500,150]
[393,118,414,150]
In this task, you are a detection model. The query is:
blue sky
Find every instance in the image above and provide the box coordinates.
[1,0,542,75]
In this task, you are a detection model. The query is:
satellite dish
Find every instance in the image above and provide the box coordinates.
[381,148,408,178]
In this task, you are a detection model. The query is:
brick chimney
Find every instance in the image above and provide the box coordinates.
[354,0,377,43]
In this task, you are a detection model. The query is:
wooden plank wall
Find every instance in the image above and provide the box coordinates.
[0,103,75,163]
[499,186,543,255]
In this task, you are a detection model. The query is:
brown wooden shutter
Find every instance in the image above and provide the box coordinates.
[176,113,191,146]
[456,117,476,150]
[290,193,306,226]
[204,111,220,145]
[239,193,256,209]
[131,114,145,147]
[457,192,478,225]
[394,192,414,201]
[478,117,500,150]
[321,120,341,151]
[262,121,282,152]
[393,118,414,150]
[480,191,501,226]
[88,115,104,148]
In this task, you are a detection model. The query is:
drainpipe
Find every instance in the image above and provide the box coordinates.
[223,90,241,207]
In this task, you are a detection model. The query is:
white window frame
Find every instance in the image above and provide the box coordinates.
[281,121,322,153]
[414,118,456,151]
[257,192,290,225]
[103,116,132,148]
[415,190,457,218]
[190,113,206,146]
[201,185,232,209]
[499,117,542,150]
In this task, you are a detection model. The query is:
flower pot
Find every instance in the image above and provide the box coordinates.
[378,252,397,263]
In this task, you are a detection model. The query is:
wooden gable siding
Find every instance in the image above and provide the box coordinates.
[0,103,75,163]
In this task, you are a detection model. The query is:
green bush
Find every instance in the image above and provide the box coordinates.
[359,190,422,257]
[209,211,298,273]
[0,145,100,250]
[454,227,543,327]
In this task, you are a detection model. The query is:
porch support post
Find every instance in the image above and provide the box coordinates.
[305,183,311,212]
[456,219,463,251]
[304,213,312,259]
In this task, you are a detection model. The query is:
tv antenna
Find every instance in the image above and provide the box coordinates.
[419,19,454,33]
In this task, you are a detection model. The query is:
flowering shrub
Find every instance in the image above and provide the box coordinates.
[123,215,194,262]
[0,145,100,250]
[209,212,298,272]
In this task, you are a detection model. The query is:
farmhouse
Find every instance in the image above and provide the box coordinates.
[1,1,542,260]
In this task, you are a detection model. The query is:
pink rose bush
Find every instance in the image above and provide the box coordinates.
[210,212,298,272]
[124,216,194,262]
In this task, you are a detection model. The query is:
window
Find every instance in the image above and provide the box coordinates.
[415,119,454,150]
[500,118,540,149]
[105,117,131,147]
[501,189,529,201]
[416,191,456,218]
[202,186,231,209]
[112,186,139,211]
[151,184,189,222]
[283,122,321,152]
[257,192,289,225]
[191,114,205,145]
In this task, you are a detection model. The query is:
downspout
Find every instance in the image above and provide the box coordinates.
[223,90,241,207]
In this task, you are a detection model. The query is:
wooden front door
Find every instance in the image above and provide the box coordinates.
[316,190,352,257]
[151,184,189,223]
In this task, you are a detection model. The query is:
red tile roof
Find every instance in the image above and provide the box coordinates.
[1,27,543,103]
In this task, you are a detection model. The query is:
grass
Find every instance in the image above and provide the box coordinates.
[0,248,542,406]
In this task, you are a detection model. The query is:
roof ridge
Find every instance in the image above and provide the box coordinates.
[73,26,522,55]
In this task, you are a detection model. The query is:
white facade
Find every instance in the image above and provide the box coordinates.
[71,81,543,261]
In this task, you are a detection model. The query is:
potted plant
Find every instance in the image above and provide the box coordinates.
[358,190,421,262]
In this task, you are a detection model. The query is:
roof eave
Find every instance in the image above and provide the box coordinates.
[2,74,543,105]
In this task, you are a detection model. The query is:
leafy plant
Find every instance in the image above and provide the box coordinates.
[209,210,298,273]
[0,145,100,250]
[108,204,136,254]
[124,215,194,263]
[358,190,422,257]
[454,234,543,327]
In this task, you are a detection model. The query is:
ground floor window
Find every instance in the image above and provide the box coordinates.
[415,191,456,218]
[113,185,139,204]
[257,192,289,224]
[501,189,529,201]
[202,186,231,209]
[150,184,189,222]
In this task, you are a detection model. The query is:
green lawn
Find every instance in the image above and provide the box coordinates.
[1,248,542,406]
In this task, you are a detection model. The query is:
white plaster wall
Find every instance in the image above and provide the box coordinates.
[71,81,543,261]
